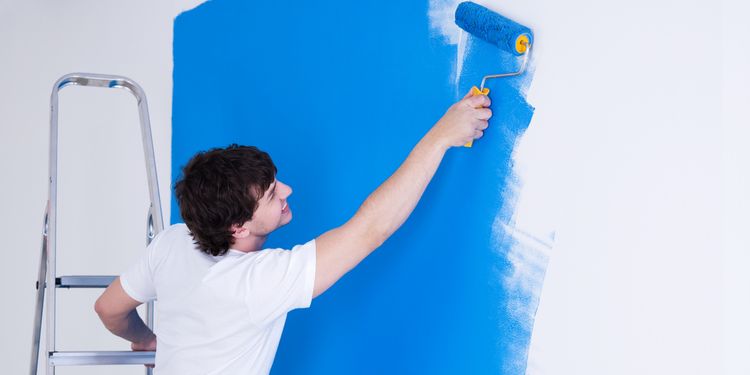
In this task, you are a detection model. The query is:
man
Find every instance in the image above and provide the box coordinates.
[94,91,491,374]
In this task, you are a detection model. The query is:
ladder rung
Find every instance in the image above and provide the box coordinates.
[56,276,115,288]
[49,351,155,366]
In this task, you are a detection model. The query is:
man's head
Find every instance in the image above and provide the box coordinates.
[174,144,293,256]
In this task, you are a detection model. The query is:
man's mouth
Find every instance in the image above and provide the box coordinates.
[281,202,288,213]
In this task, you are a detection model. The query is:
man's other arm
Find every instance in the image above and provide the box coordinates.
[94,278,157,351]
[314,92,492,298]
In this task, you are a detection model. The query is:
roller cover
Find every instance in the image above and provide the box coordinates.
[455,1,532,55]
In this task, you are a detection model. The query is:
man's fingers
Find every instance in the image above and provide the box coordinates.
[466,94,491,108]
[477,120,489,130]
[474,130,485,139]
[476,108,492,120]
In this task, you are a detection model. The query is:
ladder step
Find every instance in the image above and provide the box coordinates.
[49,351,155,366]
[56,276,116,288]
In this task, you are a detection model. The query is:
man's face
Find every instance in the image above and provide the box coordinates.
[246,179,293,236]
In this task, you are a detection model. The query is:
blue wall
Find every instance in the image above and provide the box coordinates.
[172,1,538,373]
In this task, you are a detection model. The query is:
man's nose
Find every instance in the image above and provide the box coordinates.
[280,182,292,198]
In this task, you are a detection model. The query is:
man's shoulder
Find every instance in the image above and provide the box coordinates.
[148,223,194,255]
[158,223,191,242]
[251,240,316,267]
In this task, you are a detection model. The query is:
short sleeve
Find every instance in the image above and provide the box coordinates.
[120,236,162,303]
[245,240,317,325]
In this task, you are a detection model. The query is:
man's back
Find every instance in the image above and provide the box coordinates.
[120,224,316,374]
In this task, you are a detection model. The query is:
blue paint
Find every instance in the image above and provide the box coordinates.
[172,1,540,373]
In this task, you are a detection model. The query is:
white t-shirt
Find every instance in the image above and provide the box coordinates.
[120,223,316,375]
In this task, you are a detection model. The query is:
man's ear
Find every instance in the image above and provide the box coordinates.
[231,222,250,239]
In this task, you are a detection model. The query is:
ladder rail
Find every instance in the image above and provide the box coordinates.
[36,73,165,375]
[29,205,48,375]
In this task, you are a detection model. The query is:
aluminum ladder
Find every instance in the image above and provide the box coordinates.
[30,73,165,374]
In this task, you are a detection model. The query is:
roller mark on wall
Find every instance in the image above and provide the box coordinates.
[428,0,465,87]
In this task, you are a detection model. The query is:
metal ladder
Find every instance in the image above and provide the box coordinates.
[30,73,165,374]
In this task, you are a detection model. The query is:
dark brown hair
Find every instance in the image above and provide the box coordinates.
[174,144,276,256]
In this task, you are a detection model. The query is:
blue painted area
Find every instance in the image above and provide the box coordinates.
[172,1,537,373]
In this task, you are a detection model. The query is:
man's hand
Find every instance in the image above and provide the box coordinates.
[428,90,492,148]
[131,335,157,351]
[132,335,157,368]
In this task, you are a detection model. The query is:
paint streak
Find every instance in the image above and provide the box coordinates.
[428,0,465,87]
[172,0,548,373]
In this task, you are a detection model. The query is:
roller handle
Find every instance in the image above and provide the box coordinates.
[464,86,490,148]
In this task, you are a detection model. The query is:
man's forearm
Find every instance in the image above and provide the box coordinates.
[353,129,449,247]
[313,129,450,296]
[100,309,155,345]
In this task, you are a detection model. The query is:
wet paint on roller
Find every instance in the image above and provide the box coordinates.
[172,0,546,373]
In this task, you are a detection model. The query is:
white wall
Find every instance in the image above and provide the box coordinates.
[515,0,750,374]
[0,1,201,374]
[2,1,749,374]
[720,2,750,373]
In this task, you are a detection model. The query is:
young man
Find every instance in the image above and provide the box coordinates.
[94,91,491,374]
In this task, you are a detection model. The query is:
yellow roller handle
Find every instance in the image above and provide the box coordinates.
[464,86,490,148]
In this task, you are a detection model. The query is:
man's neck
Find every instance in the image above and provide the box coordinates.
[231,235,266,253]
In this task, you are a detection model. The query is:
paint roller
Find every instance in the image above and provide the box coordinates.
[454,1,533,147]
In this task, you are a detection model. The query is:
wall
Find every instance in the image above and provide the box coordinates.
[2,0,750,374]
[516,1,750,373]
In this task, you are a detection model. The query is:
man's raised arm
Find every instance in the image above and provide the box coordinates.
[313,92,492,298]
